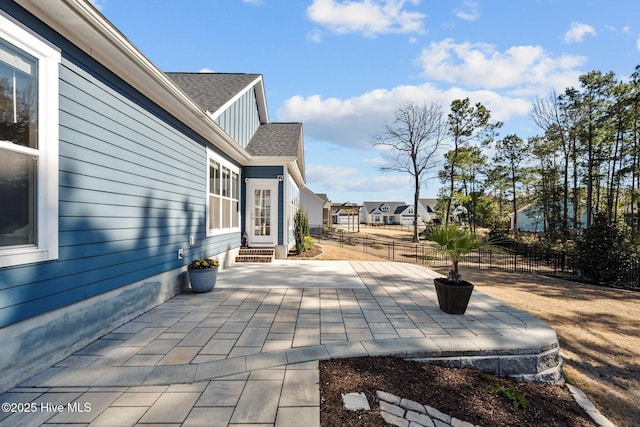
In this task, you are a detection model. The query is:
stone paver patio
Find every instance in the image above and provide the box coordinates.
[0,261,561,426]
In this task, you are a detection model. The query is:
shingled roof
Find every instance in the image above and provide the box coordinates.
[165,72,260,114]
[247,123,305,179]
[246,123,301,157]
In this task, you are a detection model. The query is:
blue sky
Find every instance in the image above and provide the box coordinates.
[93,0,640,204]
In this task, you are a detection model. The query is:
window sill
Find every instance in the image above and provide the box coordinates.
[206,227,241,238]
[0,248,57,268]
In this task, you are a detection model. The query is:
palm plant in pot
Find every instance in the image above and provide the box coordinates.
[424,224,485,314]
[187,257,220,293]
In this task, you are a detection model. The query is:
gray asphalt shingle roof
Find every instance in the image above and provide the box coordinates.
[165,72,260,114]
[246,123,302,157]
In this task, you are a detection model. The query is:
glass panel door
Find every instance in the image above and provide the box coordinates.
[254,189,271,236]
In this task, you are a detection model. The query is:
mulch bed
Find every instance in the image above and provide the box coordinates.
[320,356,597,427]
[288,246,323,259]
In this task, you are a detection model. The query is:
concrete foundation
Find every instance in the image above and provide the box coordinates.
[0,267,189,394]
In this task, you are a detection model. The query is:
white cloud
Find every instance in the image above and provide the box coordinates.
[243,0,264,4]
[637,35,640,52]
[278,82,530,148]
[306,0,426,37]
[199,68,214,73]
[305,163,412,195]
[362,156,387,166]
[454,0,479,22]
[416,39,585,95]
[279,38,586,155]
[564,22,596,44]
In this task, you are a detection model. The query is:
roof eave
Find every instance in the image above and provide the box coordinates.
[15,0,251,164]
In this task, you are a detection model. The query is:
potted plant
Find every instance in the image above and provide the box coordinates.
[424,225,485,314]
[187,257,220,293]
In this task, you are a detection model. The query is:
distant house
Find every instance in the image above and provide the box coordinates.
[361,202,421,226]
[512,203,587,232]
[316,193,332,226]
[0,0,306,393]
[418,198,440,224]
[452,204,469,224]
[301,188,331,228]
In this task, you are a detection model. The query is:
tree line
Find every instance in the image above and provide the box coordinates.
[375,65,640,249]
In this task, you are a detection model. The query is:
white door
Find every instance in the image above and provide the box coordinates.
[247,180,278,247]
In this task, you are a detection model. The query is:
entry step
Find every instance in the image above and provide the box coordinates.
[235,248,275,263]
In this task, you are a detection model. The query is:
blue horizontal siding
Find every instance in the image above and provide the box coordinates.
[0,3,242,327]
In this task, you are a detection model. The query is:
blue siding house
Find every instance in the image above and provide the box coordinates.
[0,0,305,392]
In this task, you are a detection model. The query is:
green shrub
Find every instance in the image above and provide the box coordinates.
[574,213,634,285]
[294,208,310,253]
[303,235,314,251]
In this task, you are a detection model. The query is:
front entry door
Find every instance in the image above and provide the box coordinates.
[247,180,278,247]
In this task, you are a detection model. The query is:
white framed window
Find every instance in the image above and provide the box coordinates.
[206,148,240,235]
[0,13,60,268]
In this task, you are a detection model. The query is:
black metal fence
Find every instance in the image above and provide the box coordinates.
[314,229,574,276]
[310,227,639,289]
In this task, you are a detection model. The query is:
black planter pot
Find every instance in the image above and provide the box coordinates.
[433,277,474,315]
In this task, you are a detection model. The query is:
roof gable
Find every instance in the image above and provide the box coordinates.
[362,201,407,214]
[395,205,411,214]
[165,72,262,116]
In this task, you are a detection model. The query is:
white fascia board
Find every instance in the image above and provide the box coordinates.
[248,156,305,188]
[16,0,251,165]
[209,75,269,124]
[253,76,269,123]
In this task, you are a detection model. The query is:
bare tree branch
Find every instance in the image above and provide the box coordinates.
[371,102,447,241]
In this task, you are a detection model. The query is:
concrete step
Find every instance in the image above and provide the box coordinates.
[235,248,275,263]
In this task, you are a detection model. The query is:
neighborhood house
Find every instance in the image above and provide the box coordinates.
[0,0,306,392]
[361,201,421,226]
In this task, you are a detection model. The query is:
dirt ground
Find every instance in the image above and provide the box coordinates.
[463,268,640,427]
[320,356,596,427]
[312,239,640,427]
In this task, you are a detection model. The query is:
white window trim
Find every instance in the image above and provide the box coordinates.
[0,12,60,268]
[206,148,241,236]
